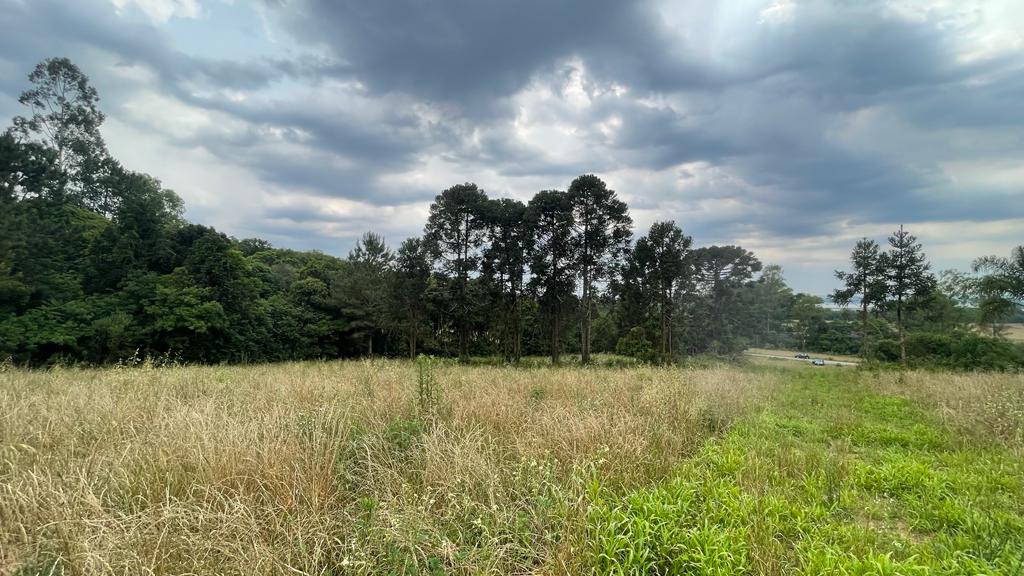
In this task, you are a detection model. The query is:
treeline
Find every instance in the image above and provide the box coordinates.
[0,58,794,366]
[821,234,1024,370]
[1,58,1021,369]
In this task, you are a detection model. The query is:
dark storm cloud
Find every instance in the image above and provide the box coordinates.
[265,0,1024,234]
[271,0,683,113]
[2,0,1023,260]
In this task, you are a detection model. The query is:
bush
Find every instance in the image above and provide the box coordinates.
[905,332,954,361]
[615,326,658,363]
[947,333,1024,371]
[872,332,1023,371]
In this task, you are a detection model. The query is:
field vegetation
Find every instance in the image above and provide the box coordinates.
[2,359,1022,574]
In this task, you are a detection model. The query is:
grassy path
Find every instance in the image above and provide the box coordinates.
[588,368,1024,575]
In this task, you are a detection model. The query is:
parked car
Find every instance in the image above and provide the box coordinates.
[811,359,826,366]
[795,353,810,359]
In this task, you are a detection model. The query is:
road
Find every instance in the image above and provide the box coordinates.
[744,352,860,367]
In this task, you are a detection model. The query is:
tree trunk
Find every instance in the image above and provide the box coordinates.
[581,266,591,364]
[408,311,417,360]
[861,299,869,359]
[368,333,373,357]
[897,298,906,365]
[551,313,561,365]
[663,296,673,363]
[512,297,522,363]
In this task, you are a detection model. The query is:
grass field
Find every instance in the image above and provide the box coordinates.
[1,360,1022,574]
[1004,323,1024,342]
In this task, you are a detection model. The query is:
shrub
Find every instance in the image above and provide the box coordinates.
[614,326,658,363]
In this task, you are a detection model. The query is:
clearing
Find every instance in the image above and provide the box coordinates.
[1,360,1022,574]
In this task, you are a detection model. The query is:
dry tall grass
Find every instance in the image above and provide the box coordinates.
[0,360,777,575]
[872,370,1024,451]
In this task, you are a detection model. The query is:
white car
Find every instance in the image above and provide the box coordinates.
[811,359,826,366]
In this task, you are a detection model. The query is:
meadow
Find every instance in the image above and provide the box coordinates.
[1,359,1022,575]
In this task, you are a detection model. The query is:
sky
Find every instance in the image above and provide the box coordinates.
[1,0,1022,296]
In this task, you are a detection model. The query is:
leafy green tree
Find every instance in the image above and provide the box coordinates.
[692,245,762,353]
[615,326,657,363]
[181,227,262,359]
[831,238,886,357]
[9,57,119,213]
[567,174,631,363]
[142,270,228,361]
[790,294,826,351]
[880,225,935,364]
[744,264,793,348]
[525,190,577,364]
[337,232,394,356]
[973,246,1024,336]
[625,221,692,361]
[390,237,431,359]
[0,132,63,201]
[85,172,183,291]
[423,183,489,360]
[481,198,529,362]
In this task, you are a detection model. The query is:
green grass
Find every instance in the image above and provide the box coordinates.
[1,361,1021,574]
[588,367,1024,574]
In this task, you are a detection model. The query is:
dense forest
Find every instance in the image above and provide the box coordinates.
[2,59,1022,368]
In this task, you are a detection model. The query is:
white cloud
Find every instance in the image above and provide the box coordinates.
[110,0,202,24]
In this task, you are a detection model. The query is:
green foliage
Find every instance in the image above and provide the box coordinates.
[586,369,1024,574]
[872,332,1023,371]
[525,189,578,364]
[567,174,632,363]
[423,183,490,360]
[415,354,440,415]
[614,326,658,363]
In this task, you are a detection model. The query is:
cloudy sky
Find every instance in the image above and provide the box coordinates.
[2,0,1022,295]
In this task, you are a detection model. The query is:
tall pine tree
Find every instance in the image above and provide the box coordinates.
[567,174,631,364]
[831,238,886,357]
[881,226,935,364]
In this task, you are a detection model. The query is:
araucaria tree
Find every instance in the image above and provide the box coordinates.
[629,221,692,361]
[881,225,935,364]
[525,190,577,365]
[423,183,489,360]
[692,245,762,353]
[481,198,529,362]
[567,174,631,363]
[390,237,431,359]
[831,238,886,357]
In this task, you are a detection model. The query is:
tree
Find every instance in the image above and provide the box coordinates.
[881,225,935,364]
[790,294,826,351]
[0,132,63,201]
[181,227,262,359]
[338,232,394,356]
[481,198,529,362]
[85,171,183,292]
[628,221,692,361]
[831,238,886,357]
[390,237,431,359]
[567,174,631,363]
[745,264,793,348]
[423,183,489,360]
[9,57,119,213]
[525,190,577,365]
[692,245,762,353]
[973,246,1024,336]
